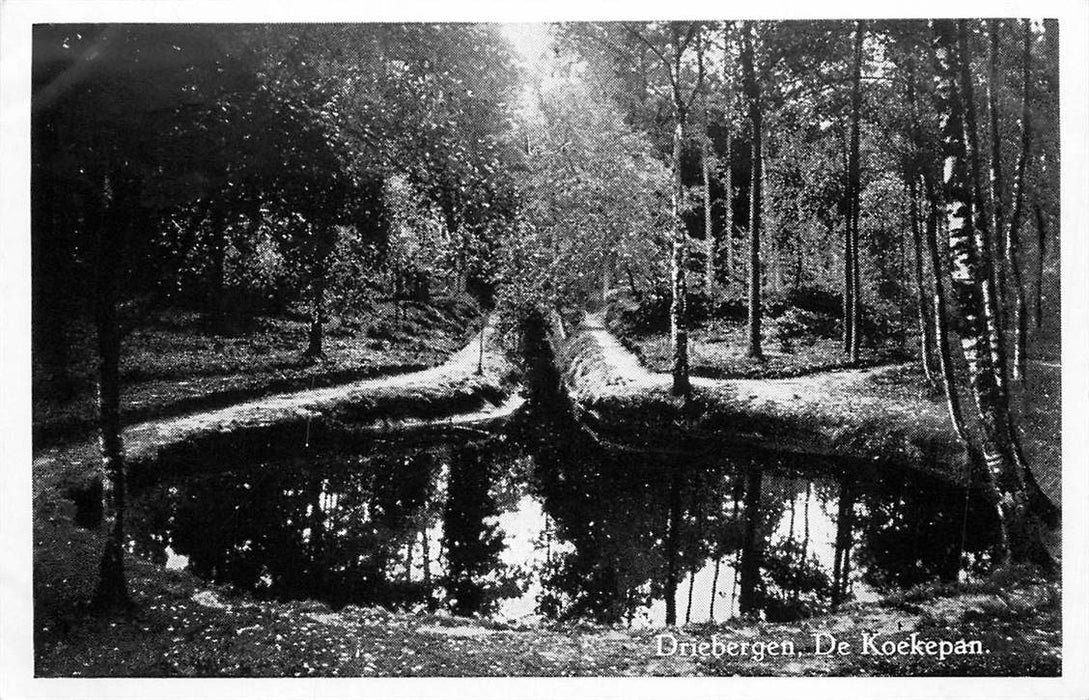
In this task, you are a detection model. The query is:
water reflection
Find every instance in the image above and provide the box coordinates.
[126,423,1000,627]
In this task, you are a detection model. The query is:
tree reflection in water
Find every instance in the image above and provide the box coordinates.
[127,422,1001,625]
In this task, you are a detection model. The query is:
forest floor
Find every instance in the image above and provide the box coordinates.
[620,319,907,380]
[32,295,483,449]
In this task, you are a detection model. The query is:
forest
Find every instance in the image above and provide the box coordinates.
[29,19,1062,677]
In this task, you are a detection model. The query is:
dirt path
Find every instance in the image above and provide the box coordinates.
[32,321,515,499]
[580,311,929,413]
[569,312,967,473]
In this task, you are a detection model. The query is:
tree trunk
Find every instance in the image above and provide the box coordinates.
[208,205,229,333]
[987,20,1008,323]
[669,116,691,396]
[91,182,129,610]
[742,23,763,359]
[1006,20,1033,380]
[304,267,326,359]
[1033,202,1047,329]
[724,129,734,293]
[933,20,1055,569]
[908,177,937,384]
[958,22,1009,393]
[922,172,970,442]
[845,20,864,362]
[905,56,938,385]
[709,556,721,620]
[702,125,715,297]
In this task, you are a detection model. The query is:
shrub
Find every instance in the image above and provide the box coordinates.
[769,308,826,352]
[766,285,842,319]
[604,288,670,336]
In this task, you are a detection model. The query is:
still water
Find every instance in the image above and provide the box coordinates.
[126,409,1001,627]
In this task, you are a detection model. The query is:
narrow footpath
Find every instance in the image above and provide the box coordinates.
[32,321,516,499]
[566,313,970,483]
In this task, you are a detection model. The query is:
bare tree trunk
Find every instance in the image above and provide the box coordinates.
[933,20,1055,569]
[958,22,1009,393]
[846,20,865,362]
[922,173,970,442]
[304,265,326,359]
[906,56,937,385]
[709,556,721,620]
[1006,20,1033,381]
[909,178,937,384]
[742,22,763,359]
[208,205,229,333]
[987,20,1008,322]
[702,125,715,297]
[1033,202,1047,329]
[722,23,735,296]
[91,181,129,610]
[724,130,734,293]
[669,116,691,395]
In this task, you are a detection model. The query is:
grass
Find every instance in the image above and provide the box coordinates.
[616,319,908,380]
[33,295,481,448]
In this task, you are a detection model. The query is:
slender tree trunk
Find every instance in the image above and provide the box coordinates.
[908,178,937,384]
[702,125,715,297]
[208,205,229,333]
[742,23,763,359]
[958,22,1010,393]
[722,23,734,295]
[1006,20,1033,381]
[669,115,691,395]
[987,20,1008,323]
[723,130,734,293]
[304,265,326,359]
[1033,202,1047,329]
[843,209,854,352]
[737,468,763,615]
[709,556,721,620]
[846,21,865,362]
[906,57,938,385]
[91,182,129,610]
[922,173,970,442]
[933,20,1055,569]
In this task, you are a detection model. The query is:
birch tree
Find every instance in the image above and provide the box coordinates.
[932,19,1055,568]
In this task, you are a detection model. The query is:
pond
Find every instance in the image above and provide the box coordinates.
[124,405,1002,627]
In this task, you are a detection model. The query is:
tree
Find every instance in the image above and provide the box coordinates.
[931,19,1055,568]
[511,77,669,314]
[33,25,242,607]
[621,22,708,395]
[1005,20,1034,380]
[842,21,865,363]
[740,21,764,360]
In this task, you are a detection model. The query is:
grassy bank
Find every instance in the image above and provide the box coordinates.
[33,295,482,449]
[615,319,908,380]
[572,314,1061,509]
[561,325,969,484]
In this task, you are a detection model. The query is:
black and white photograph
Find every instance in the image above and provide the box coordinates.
[2,1,1087,696]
